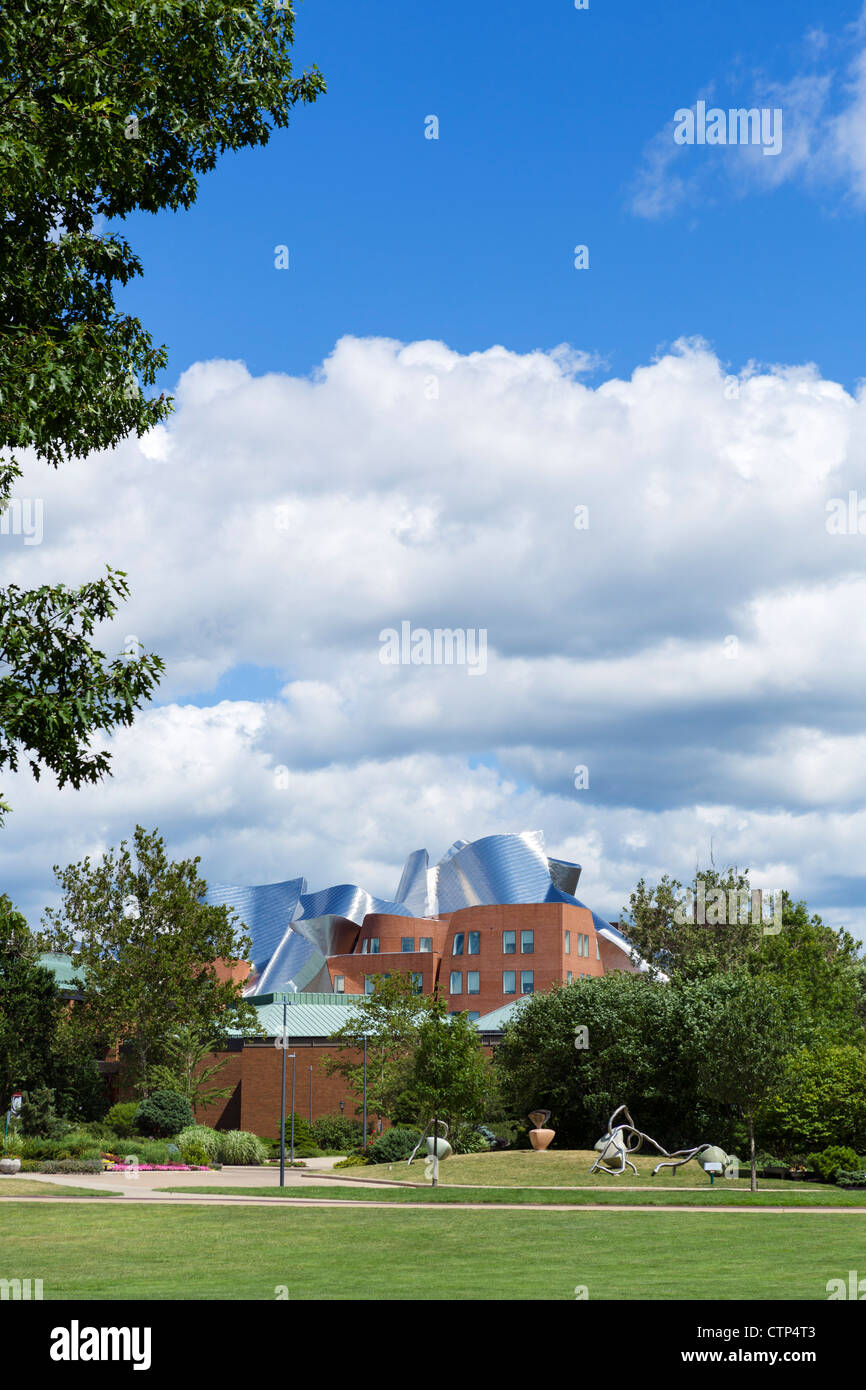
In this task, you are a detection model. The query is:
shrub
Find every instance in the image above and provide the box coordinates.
[835,1170,866,1189]
[176,1126,222,1163]
[311,1114,364,1153]
[366,1127,423,1165]
[39,1160,103,1174]
[135,1090,193,1138]
[806,1146,860,1181]
[334,1154,370,1169]
[20,1087,68,1139]
[106,1102,140,1138]
[451,1125,490,1155]
[217,1130,268,1165]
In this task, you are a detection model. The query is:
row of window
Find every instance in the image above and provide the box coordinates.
[359,931,601,959]
[450,970,535,996]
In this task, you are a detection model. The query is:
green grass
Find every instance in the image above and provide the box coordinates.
[0,1203,861,1299]
[352,1149,822,1189]
[0,1179,121,1198]
[167,1182,866,1207]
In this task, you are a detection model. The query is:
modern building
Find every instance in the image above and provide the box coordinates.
[204,830,642,1016]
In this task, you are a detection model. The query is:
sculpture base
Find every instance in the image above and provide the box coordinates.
[529,1128,555,1151]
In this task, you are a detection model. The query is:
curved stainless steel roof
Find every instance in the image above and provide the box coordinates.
[207,832,608,995]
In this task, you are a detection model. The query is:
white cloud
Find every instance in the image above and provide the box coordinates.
[629,7,866,219]
[4,334,866,941]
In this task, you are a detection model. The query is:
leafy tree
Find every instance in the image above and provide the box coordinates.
[0,1,324,820]
[753,896,866,1044]
[757,1044,866,1156]
[686,970,807,1190]
[0,893,62,1102]
[323,972,435,1135]
[622,867,762,982]
[149,1023,234,1117]
[494,974,700,1149]
[41,825,259,1095]
[410,999,490,1140]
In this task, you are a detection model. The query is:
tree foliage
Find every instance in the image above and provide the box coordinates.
[410,998,490,1138]
[40,825,259,1095]
[323,972,435,1132]
[0,1,324,819]
[0,892,62,1103]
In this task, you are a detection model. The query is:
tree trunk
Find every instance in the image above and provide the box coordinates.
[748,1102,757,1192]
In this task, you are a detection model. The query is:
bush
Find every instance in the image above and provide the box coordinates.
[806,1146,860,1182]
[311,1114,364,1153]
[20,1087,68,1139]
[334,1154,370,1169]
[39,1160,103,1174]
[366,1127,423,1165]
[451,1125,490,1155]
[835,1170,866,1189]
[175,1125,266,1165]
[135,1090,193,1138]
[217,1130,268,1165]
[176,1125,222,1163]
[106,1102,140,1138]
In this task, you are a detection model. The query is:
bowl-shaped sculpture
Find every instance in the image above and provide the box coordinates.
[0,1157,21,1175]
[425,1136,453,1160]
[528,1108,555,1151]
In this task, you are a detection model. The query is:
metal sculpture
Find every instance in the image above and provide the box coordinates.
[590,1105,711,1177]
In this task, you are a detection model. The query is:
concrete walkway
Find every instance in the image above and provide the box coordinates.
[4,1191,866,1214]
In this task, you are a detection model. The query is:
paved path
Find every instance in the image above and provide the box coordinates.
[3,1193,866,1213]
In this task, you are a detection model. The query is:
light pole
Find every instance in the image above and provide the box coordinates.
[362,1034,368,1152]
[290,1052,296,1166]
[309,1064,313,1127]
[279,999,287,1187]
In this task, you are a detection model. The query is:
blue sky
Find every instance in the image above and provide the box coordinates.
[6,0,866,939]
[119,0,866,393]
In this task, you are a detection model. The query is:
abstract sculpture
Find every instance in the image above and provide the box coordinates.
[528,1109,555,1151]
[590,1104,711,1177]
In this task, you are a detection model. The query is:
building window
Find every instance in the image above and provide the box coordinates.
[503,930,516,954]
[467,1011,480,1022]
[449,971,463,995]
[467,970,480,995]
[565,930,571,954]
[364,977,375,995]
[362,937,380,955]
[577,933,583,957]
[520,970,534,995]
[411,972,423,993]
[502,970,516,995]
[453,933,464,956]
[521,929,534,955]
[467,931,481,955]
[596,937,601,960]
[584,934,590,957]
[401,937,415,953]
[419,937,433,953]
[566,971,573,984]
[334,975,345,994]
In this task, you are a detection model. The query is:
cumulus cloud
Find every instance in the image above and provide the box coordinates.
[4,334,866,939]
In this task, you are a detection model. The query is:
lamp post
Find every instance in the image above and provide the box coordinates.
[290,1052,296,1167]
[309,1064,313,1127]
[279,999,287,1188]
[362,1033,368,1152]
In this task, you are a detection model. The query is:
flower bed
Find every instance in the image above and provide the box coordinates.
[101,1158,210,1172]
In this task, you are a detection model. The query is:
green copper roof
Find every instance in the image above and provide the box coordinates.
[37,953,83,993]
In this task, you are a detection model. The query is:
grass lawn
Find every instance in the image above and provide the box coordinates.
[166,1182,866,1208]
[350,1149,830,1190]
[1,1202,861,1299]
[0,1179,121,1198]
